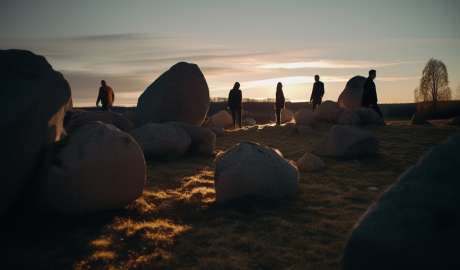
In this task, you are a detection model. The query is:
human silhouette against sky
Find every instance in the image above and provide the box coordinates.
[275,82,285,126]
[96,80,115,111]
[227,82,242,128]
[362,70,383,118]
[310,75,324,111]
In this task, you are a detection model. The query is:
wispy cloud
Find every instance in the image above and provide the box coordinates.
[258,60,418,70]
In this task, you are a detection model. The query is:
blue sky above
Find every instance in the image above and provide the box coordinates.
[1,0,459,105]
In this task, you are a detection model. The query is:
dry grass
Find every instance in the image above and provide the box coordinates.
[1,121,458,269]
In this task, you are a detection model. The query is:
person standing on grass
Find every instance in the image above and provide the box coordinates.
[310,75,324,111]
[96,80,115,111]
[227,82,243,128]
[362,69,383,118]
[275,82,285,126]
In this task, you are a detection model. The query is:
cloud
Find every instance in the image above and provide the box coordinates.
[257,60,418,70]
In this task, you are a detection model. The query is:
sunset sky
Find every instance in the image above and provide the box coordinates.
[1,0,459,106]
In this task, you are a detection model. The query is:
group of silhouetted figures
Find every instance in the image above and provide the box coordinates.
[227,69,382,128]
[96,69,382,128]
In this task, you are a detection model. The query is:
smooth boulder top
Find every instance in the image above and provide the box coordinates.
[214,142,299,203]
[338,76,366,110]
[1,49,72,214]
[135,62,210,126]
[207,110,234,128]
[314,125,379,158]
[37,122,146,214]
[342,133,460,270]
[130,122,192,159]
[64,110,135,133]
[294,108,316,126]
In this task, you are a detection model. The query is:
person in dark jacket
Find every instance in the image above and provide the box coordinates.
[310,75,324,111]
[96,80,115,111]
[227,82,243,128]
[275,82,285,126]
[361,69,383,118]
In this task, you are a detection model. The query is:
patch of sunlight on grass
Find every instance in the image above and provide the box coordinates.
[90,250,116,261]
[90,237,112,248]
[112,218,191,243]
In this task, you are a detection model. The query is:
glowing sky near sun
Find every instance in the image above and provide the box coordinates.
[1,0,459,106]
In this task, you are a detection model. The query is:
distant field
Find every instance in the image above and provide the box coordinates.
[1,121,459,269]
[81,100,460,124]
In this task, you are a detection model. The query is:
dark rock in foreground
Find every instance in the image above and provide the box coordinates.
[38,122,146,213]
[135,62,210,126]
[342,133,460,270]
[0,49,72,214]
[214,142,299,203]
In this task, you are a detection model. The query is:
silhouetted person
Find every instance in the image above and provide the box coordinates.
[310,75,324,111]
[96,80,115,111]
[275,82,285,126]
[227,82,242,128]
[362,70,383,118]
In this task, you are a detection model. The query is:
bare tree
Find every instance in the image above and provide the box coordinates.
[415,58,451,112]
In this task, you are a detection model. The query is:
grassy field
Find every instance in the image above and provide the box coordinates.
[1,121,459,269]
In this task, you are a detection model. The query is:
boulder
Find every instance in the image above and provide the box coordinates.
[170,122,216,156]
[355,108,384,126]
[296,152,326,172]
[297,125,314,136]
[243,117,257,126]
[338,76,366,110]
[135,62,210,126]
[342,133,460,270]
[315,101,341,122]
[207,110,233,128]
[130,123,191,159]
[210,126,225,137]
[37,122,146,213]
[65,110,134,133]
[294,109,316,125]
[410,113,430,125]
[448,116,460,126]
[281,109,294,123]
[0,49,72,214]
[214,142,299,203]
[314,125,379,158]
[337,108,361,125]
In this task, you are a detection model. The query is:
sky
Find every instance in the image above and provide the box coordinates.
[1,0,459,106]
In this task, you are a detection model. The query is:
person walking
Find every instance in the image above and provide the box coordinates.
[96,80,115,111]
[310,75,324,111]
[275,82,285,125]
[227,82,243,128]
[362,69,383,118]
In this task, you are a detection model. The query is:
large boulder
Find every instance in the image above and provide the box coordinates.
[355,108,384,126]
[448,116,460,126]
[135,62,210,126]
[37,122,146,213]
[315,101,341,122]
[296,152,326,172]
[65,110,134,133]
[170,122,216,156]
[281,109,294,123]
[214,142,299,203]
[314,125,379,158]
[130,123,191,159]
[206,110,233,128]
[342,133,460,270]
[337,108,361,125]
[294,109,316,126]
[0,50,72,214]
[338,76,366,110]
